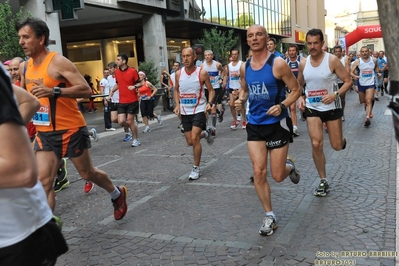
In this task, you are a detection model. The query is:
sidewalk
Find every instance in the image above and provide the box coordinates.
[55,91,397,266]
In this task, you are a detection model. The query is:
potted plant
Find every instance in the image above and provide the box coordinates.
[138,61,163,107]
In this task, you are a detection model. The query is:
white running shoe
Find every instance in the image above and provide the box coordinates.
[188,166,201,180]
[132,139,141,147]
[157,115,163,125]
[90,128,99,142]
[143,126,152,133]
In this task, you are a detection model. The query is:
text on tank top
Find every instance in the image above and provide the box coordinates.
[202,60,220,89]
[358,57,375,87]
[178,67,206,115]
[25,52,86,132]
[228,61,242,89]
[304,52,341,111]
[286,56,300,78]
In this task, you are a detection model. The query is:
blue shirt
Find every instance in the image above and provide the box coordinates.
[246,56,287,125]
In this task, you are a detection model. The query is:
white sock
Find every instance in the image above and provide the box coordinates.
[110,186,121,200]
[266,211,276,220]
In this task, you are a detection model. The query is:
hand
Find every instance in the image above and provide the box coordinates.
[128,85,135,91]
[104,99,109,106]
[206,103,212,112]
[173,105,180,116]
[266,104,282,116]
[321,93,336,105]
[297,97,305,112]
[31,81,52,98]
[234,98,243,110]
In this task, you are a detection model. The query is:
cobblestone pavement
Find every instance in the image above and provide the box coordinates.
[55,91,397,265]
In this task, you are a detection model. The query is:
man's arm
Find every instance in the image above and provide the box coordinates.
[19,61,26,89]
[351,59,360,79]
[222,65,229,89]
[273,58,301,109]
[296,58,307,111]
[235,62,248,110]
[0,81,37,188]
[12,84,40,124]
[173,70,181,115]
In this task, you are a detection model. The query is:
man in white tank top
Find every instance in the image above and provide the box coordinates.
[174,47,215,180]
[297,29,352,197]
[351,46,382,127]
[223,49,247,129]
[200,50,225,131]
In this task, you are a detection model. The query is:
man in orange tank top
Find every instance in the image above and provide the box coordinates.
[16,17,128,221]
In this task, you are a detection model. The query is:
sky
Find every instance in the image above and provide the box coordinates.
[324,0,378,17]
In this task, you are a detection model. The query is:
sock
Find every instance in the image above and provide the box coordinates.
[266,211,276,220]
[320,178,328,183]
[110,186,121,200]
[212,113,217,127]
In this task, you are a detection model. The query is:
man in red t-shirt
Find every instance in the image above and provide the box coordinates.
[108,53,140,147]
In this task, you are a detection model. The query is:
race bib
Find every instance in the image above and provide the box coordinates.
[181,93,197,106]
[33,105,50,126]
[361,70,373,78]
[308,90,327,105]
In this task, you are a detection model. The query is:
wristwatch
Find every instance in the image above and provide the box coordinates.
[53,87,61,97]
[208,102,213,107]
[334,91,340,98]
[279,103,287,110]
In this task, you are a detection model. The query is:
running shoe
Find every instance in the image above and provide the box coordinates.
[90,128,99,142]
[143,126,152,133]
[242,121,247,129]
[237,114,242,121]
[84,181,94,193]
[230,121,239,130]
[132,139,141,147]
[123,133,132,142]
[179,124,184,134]
[112,186,128,220]
[52,215,63,230]
[286,156,300,184]
[218,110,224,123]
[364,117,371,127]
[54,177,70,193]
[314,180,330,197]
[210,126,216,136]
[293,126,299,137]
[259,215,278,236]
[188,166,201,180]
[54,158,68,192]
[105,127,116,131]
[205,127,214,145]
[157,115,163,125]
[341,116,345,122]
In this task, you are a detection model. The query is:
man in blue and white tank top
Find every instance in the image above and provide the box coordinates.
[234,25,302,236]
[286,44,305,137]
[351,46,381,127]
[174,47,215,181]
[200,50,225,130]
[223,49,247,129]
[333,45,351,122]
[297,29,352,197]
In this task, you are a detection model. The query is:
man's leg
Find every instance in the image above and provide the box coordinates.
[339,92,347,120]
[290,101,299,136]
[70,149,128,220]
[127,113,139,140]
[306,117,326,179]
[36,151,60,210]
[325,118,346,151]
[229,92,238,129]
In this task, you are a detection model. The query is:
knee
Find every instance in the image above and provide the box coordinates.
[79,168,96,181]
[39,175,54,191]
[272,173,285,183]
[311,140,323,151]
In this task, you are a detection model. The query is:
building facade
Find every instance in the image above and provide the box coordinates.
[8,0,325,83]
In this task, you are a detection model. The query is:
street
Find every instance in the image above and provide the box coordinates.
[55,91,397,266]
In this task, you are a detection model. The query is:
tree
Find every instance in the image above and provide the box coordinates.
[376,0,399,141]
[235,14,255,29]
[0,1,29,61]
[138,61,158,87]
[198,27,239,65]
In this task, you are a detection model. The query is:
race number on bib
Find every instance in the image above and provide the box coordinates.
[33,105,50,126]
[181,93,198,106]
[308,90,327,105]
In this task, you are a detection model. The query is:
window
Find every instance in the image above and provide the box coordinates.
[118,43,135,57]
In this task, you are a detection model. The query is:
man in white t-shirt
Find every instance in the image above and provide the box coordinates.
[100,68,115,131]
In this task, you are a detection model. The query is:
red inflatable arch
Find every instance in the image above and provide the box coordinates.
[344,25,382,48]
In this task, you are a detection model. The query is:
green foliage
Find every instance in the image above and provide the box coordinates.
[198,27,238,65]
[235,14,254,28]
[0,1,29,61]
[210,17,233,26]
[138,61,159,87]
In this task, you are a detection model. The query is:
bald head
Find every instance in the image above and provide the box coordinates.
[9,57,24,82]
